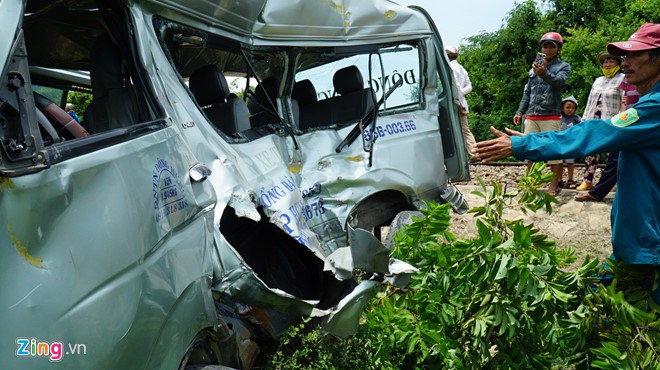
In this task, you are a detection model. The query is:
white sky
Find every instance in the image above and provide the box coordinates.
[396,0,547,48]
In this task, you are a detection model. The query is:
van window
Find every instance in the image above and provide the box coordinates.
[154,18,288,140]
[293,42,421,130]
[0,1,165,175]
[374,44,421,110]
[31,83,93,124]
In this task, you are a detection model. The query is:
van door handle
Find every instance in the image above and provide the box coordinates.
[189,163,212,182]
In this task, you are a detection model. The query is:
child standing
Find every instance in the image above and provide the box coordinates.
[559,96,581,189]
[65,103,80,123]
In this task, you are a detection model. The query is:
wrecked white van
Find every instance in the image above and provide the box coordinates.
[1,0,470,368]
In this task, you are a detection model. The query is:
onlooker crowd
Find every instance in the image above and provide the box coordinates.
[474,23,660,304]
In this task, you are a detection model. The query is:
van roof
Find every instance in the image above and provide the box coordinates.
[20,0,434,70]
[147,0,433,45]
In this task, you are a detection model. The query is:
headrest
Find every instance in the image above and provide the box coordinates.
[254,76,279,105]
[292,79,317,105]
[333,66,364,95]
[189,65,231,107]
[89,34,124,97]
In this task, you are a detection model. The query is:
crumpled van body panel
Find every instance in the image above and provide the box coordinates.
[0,0,469,368]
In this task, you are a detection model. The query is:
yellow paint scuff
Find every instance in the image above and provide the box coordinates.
[0,177,15,191]
[384,10,397,21]
[322,0,351,27]
[7,225,45,269]
[288,160,302,174]
[344,155,363,162]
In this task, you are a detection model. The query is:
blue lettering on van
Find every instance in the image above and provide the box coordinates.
[258,176,299,208]
[287,199,325,223]
[301,182,322,198]
[279,199,326,246]
[256,176,327,246]
[152,158,188,222]
[362,119,417,142]
[280,175,296,192]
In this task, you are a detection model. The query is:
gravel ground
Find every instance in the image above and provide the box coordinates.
[449,162,613,267]
[458,162,603,188]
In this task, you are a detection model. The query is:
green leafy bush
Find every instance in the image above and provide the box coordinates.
[262,164,660,369]
[261,317,393,369]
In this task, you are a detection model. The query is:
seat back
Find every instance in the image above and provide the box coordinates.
[247,76,280,127]
[83,34,136,133]
[292,79,320,130]
[329,65,375,126]
[292,79,318,106]
[293,67,375,130]
[189,65,251,136]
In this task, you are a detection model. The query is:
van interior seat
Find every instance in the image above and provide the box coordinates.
[292,79,320,130]
[296,66,375,130]
[189,65,251,137]
[330,65,375,126]
[83,34,137,134]
[247,76,280,128]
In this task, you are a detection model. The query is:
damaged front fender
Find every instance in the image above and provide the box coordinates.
[324,222,418,284]
[211,185,418,340]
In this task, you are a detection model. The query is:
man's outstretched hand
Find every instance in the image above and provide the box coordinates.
[473,126,520,163]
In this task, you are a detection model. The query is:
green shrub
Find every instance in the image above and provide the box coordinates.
[262,163,660,369]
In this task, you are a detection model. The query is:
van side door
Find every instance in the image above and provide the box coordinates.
[410,5,471,182]
[0,2,217,368]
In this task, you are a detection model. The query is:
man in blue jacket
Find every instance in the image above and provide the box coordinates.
[474,23,660,302]
[514,32,571,195]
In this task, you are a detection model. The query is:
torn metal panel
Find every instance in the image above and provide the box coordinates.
[210,225,318,316]
[384,259,418,289]
[316,280,380,339]
[324,222,418,281]
[323,227,390,280]
[228,191,261,222]
[347,224,392,273]
[209,160,417,338]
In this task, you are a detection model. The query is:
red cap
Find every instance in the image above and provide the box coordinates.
[539,32,563,47]
[607,23,660,56]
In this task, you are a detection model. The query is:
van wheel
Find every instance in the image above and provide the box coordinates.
[383,210,424,249]
[179,330,226,370]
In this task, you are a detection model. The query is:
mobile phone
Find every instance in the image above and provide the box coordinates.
[535,52,546,66]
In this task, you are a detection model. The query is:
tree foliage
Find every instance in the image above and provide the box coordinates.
[67,91,93,122]
[459,0,660,144]
[262,164,660,369]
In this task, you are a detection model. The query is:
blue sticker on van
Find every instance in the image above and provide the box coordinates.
[152,158,188,222]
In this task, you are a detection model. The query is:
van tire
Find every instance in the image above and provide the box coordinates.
[383,210,424,249]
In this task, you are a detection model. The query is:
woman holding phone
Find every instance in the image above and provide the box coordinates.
[574,51,625,192]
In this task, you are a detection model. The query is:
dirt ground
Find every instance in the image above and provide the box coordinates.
[450,163,614,267]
